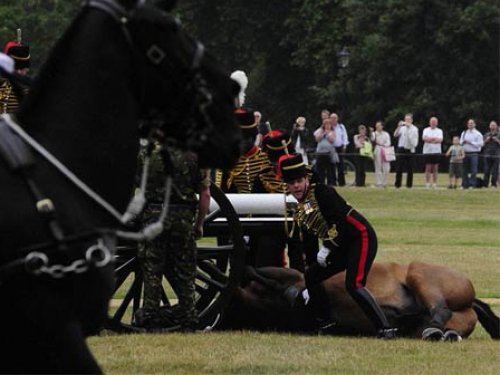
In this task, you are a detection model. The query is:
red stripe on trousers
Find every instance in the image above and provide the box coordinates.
[345,214,369,288]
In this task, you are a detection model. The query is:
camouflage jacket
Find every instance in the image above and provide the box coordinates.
[141,144,208,205]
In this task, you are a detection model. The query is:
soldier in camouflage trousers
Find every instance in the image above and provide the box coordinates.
[135,143,210,331]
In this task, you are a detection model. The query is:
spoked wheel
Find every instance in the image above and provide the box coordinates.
[105,183,245,332]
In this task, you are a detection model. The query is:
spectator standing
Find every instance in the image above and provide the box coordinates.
[330,113,349,186]
[445,136,465,189]
[482,120,500,188]
[422,117,444,188]
[291,116,310,164]
[255,111,271,147]
[314,118,336,185]
[371,121,391,188]
[394,113,419,188]
[353,124,372,187]
[320,109,330,122]
[460,119,483,188]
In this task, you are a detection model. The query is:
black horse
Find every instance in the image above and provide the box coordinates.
[0,0,240,373]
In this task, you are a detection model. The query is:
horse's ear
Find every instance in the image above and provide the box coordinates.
[154,0,178,12]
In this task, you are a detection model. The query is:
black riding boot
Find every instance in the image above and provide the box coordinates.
[349,286,397,339]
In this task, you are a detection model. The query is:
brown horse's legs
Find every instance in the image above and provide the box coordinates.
[407,266,455,332]
[443,308,477,338]
[428,304,453,329]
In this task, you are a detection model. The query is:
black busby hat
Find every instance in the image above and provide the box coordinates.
[235,107,258,138]
[278,153,307,183]
[4,29,30,70]
[4,43,30,70]
[263,131,291,163]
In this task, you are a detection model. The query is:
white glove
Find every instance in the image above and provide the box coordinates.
[317,246,331,267]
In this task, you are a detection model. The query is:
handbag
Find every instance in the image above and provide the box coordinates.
[383,146,396,162]
[359,141,373,159]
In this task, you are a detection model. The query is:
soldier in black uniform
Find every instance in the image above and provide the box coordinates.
[256,131,308,270]
[279,153,397,338]
[0,30,31,113]
[216,107,272,193]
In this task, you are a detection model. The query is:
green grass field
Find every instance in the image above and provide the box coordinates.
[89,173,500,374]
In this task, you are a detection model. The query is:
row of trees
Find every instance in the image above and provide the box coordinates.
[177,0,499,136]
[1,0,499,136]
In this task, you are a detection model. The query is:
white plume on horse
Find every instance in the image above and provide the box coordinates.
[230,70,248,107]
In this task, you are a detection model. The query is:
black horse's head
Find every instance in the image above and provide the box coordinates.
[106,0,242,168]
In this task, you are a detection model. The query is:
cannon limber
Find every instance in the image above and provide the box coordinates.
[106,184,295,332]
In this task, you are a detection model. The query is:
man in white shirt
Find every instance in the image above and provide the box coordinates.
[330,113,349,186]
[394,113,419,188]
[422,117,444,188]
[460,119,484,188]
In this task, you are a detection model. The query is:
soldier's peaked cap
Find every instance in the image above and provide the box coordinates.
[235,107,258,138]
[3,41,30,69]
[278,153,307,183]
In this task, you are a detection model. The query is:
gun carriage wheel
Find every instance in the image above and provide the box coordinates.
[105,183,245,332]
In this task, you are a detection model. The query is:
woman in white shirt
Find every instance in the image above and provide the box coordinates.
[371,121,391,187]
[422,117,443,188]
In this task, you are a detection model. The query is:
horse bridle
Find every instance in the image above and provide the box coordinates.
[0,0,214,283]
[84,0,214,145]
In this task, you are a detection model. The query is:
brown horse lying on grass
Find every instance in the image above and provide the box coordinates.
[218,262,500,341]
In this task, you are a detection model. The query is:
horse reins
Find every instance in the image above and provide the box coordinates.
[0,0,182,282]
[85,0,216,151]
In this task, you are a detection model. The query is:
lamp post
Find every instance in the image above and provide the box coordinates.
[334,47,351,187]
[337,46,350,70]
[337,47,350,120]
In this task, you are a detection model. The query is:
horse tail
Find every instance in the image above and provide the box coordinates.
[473,299,500,339]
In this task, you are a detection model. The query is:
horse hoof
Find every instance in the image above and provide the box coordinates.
[443,330,463,342]
[422,327,444,341]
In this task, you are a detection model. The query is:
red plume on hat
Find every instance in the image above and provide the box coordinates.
[263,131,292,163]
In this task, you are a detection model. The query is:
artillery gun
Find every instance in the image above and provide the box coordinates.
[106,184,296,332]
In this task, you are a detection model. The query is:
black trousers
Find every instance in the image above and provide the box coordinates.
[316,153,334,185]
[483,155,499,187]
[355,155,370,187]
[394,148,415,188]
[335,147,346,186]
[304,211,390,331]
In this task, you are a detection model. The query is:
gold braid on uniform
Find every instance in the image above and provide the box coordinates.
[258,167,286,193]
[227,148,271,193]
[292,183,339,246]
[0,79,20,114]
[213,169,223,188]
